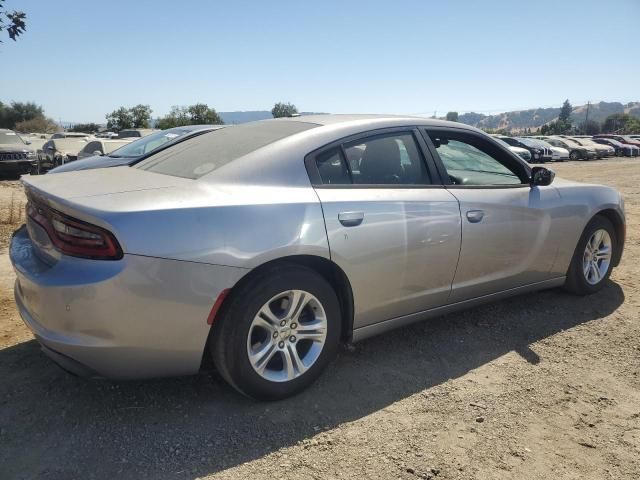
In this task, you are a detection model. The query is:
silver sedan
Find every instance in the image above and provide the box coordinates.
[10,115,625,400]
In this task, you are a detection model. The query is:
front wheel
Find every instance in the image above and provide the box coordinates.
[564,216,616,295]
[211,264,341,400]
[569,150,580,161]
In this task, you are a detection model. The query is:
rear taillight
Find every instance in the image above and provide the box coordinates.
[27,202,122,260]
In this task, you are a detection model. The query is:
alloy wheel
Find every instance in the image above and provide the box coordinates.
[582,229,612,285]
[247,290,327,382]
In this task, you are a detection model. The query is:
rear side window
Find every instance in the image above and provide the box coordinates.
[136,121,318,179]
[314,131,430,186]
[85,141,101,153]
[315,149,351,184]
[346,133,428,185]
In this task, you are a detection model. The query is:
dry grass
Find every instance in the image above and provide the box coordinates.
[0,188,26,249]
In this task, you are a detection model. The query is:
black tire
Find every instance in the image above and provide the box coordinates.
[569,150,580,161]
[564,215,616,295]
[211,263,341,400]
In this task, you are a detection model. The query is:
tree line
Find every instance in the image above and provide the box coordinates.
[0,99,300,134]
[0,101,58,132]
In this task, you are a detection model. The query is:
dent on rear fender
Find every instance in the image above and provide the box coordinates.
[112,199,331,269]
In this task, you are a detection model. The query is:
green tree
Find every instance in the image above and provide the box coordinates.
[156,106,189,129]
[130,104,152,128]
[445,111,459,122]
[541,119,571,135]
[106,107,134,131]
[70,122,101,133]
[156,104,224,129]
[558,99,572,123]
[271,102,298,118]
[602,113,640,134]
[0,101,44,128]
[14,116,59,133]
[580,120,601,135]
[0,0,26,43]
[187,103,223,124]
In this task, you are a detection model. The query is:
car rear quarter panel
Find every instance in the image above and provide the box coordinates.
[29,181,331,270]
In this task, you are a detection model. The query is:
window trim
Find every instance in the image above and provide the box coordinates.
[305,126,444,188]
[419,127,532,188]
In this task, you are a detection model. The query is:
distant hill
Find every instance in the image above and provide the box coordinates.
[456,101,640,132]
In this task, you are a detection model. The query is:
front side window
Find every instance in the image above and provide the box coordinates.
[344,132,429,185]
[428,131,525,186]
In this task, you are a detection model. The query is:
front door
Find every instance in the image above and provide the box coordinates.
[424,128,561,302]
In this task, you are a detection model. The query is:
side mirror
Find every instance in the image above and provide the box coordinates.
[530,166,555,186]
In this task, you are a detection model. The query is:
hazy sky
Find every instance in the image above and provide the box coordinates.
[1,0,638,123]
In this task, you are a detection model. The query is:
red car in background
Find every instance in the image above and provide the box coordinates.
[595,134,640,149]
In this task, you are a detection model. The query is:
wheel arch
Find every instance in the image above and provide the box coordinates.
[594,208,625,266]
[210,254,355,343]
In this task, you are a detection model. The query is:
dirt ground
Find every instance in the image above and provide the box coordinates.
[0,159,638,480]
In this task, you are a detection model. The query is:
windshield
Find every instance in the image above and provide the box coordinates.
[136,121,318,179]
[109,127,204,158]
[0,131,25,145]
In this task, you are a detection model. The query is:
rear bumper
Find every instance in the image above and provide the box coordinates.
[10,225,247,379]
[39,342,102,377]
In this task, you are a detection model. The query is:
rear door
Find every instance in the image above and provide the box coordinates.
[423,127,561,302]
[307,128,462,329]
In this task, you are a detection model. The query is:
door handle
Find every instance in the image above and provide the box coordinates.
[338,211,364,227]
[466,210,485,223]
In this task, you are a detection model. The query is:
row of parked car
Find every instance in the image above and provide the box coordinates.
[0,128,162,176]
[492,134,640,163]
[0,126,226,177]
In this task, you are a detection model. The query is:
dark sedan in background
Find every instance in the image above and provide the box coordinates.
[50,125,225,173]
[593,137,639,157]
[0,129,37,177]
[498,136,552,163]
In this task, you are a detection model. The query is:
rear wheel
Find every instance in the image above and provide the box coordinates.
[564,216,616,295]
[211,264,341,400]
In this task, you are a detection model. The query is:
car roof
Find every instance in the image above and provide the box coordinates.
[146,115,489,186]
[119,128,158,133]
[275,113,477,130]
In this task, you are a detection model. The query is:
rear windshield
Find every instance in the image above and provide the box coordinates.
[135,121,318,179]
